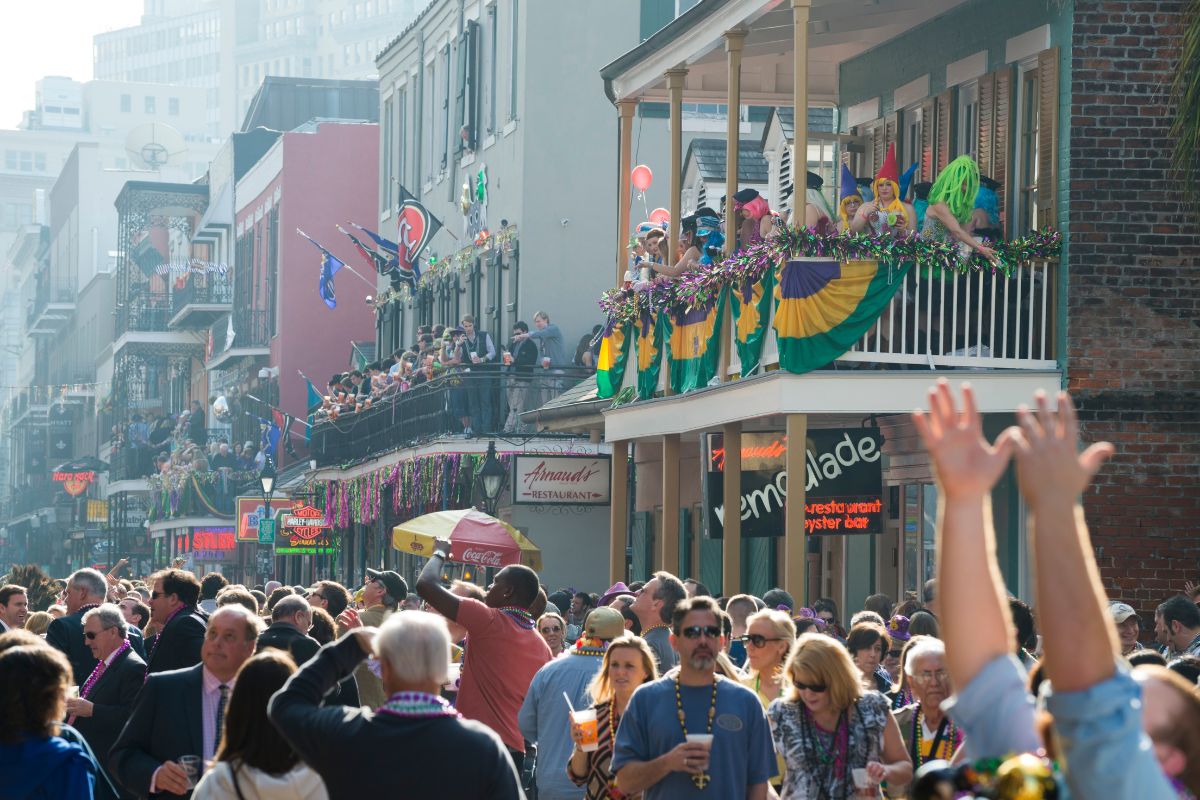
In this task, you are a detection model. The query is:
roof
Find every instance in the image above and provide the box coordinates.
[684,139,769,184]
[762,106,836,148]
[519,374,610,430]
[240,77,379,133]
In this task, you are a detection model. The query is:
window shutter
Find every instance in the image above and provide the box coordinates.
[779,144,793,205]
[1036,47,1060,230]
[992,65,1014,229]
[678,507,693,580]
[919,97,936,182]
[935,89,955,173]
[454,32,467,154]
[977,72,996,179]
[631,511,654,583]
[884,111,901,160]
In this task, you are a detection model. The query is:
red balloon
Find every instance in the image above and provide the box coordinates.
[649,208,670,225]
[631,164,653,193]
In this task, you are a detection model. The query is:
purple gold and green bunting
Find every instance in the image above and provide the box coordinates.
[730,267,775,377]
[635,310,666,399]
[596,320,632,398]
[773,258,912,374]
[666,288,727,394]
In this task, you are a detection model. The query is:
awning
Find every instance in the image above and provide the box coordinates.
[392,508,542,571]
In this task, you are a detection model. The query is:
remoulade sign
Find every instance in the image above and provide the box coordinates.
[704,428,884,538]
[512,455,611,505]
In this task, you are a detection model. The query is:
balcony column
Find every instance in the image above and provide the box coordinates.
[722,422,742,595]
[666,68,688,269]
[659,434,680,573]
[792,0,812,202]
[609,440,630,584]
[721,29,746,382]
[784,413,809,605]
[616,100,639,287]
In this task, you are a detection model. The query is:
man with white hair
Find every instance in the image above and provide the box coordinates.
[269,611,524,799]
[48,568,145,684]
[66,603,146,800]
[892,635,960,786]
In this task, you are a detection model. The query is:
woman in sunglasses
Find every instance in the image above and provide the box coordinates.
[739,609,796,792]
[537,612,567,657]
[568,635,658,799]
[768,634,912,799]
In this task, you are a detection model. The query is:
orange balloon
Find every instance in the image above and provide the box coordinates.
[649,208,670,225]
[631,164,653,193]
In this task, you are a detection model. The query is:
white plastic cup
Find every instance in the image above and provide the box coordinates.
[444,661,462,690]
[179,755,201,789]
[852,767,870,789]
[541,356,551,369]
[685,733,713,748]
[573,708,599,752]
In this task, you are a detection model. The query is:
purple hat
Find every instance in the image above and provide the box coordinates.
[839,164,860,204]
[887,615,911,642]
[795,607,828,630]
[598,581,631,606]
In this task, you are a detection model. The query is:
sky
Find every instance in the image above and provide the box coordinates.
[0,1,144,129]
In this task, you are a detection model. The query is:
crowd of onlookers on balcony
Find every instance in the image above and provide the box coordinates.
[116,399,266,481]
[313,311,602,436]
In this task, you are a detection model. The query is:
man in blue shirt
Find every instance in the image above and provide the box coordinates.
[519,607,627,800]
[916,381,1199,799]
[612,596,774,799]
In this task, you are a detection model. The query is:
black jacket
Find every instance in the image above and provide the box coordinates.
[257,622,320,666]
[144,606,207,676]
[110,664,204,799]
[508,337,539,376]
[268,635,525,800]
[46,609,146,685]
[71,646,146,799]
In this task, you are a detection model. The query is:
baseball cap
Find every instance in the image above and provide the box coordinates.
[1109,601,1138,624]
[584,607,627,641]
[366,568,409,603]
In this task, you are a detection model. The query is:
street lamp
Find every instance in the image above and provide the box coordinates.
[259,458,277,516]
[476,442,507,517]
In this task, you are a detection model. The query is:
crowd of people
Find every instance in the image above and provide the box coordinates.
[2,385,1198,799]
[312,310,599,437]
[117,399,266,481]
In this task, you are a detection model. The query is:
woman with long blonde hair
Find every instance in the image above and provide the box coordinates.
[769,634,911,799]
[567,635,658,800]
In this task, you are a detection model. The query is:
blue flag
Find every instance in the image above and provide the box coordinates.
[297,230,343,309]
[259,417,281,460]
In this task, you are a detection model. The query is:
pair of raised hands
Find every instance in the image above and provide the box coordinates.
[913,380,1114,505]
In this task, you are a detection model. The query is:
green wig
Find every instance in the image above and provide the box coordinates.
[928,156,980,225]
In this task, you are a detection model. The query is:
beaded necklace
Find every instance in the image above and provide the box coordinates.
[571,636,608,658]
[911,707,958,767]
[674,674,719,790]
[497,606,535,629]
[799,704,851,800]
[67,638,131,725]
[642,623,670,637]
[377,690,461,719]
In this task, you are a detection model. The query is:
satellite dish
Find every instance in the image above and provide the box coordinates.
[125,123,188,170]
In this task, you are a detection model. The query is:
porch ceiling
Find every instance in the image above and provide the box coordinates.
[602,369,1063,443]
[601,0,967,106]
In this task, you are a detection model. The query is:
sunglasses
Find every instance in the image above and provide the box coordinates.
[540,626,562,634]
[84,630,108,640]
[793,681,828,693]
[681,625,722,640]
[740,634,785,648]
[888,650,903,659]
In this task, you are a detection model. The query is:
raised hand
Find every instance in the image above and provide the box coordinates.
[912,380,1015,500]
[1010,390,1113,507]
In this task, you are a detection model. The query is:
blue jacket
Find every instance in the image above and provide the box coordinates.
[0,735,96,799]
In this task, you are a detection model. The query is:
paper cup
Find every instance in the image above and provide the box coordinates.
[573,708,599,752]
[685,733,714,748]
[541,356,551,369]
[851,767,870,789]
[444,661,462,690]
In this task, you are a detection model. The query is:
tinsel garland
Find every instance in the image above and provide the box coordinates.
[320,451,513,528]
[145,469,255,521]
[372,226,520,309]
[599,228,1062,328]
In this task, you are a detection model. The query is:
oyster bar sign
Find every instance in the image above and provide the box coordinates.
[513,455,611,505]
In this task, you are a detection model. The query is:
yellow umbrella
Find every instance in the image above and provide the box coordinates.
[392,508,542,572]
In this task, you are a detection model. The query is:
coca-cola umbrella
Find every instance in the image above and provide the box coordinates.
[391,508,542,571]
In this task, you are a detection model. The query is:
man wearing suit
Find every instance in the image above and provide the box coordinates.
[0,583,28,631]
[144,568,207,676]
[65,604,147,800]
[48,568,146,684]
[256,594,319,666]
[110,605,259,799]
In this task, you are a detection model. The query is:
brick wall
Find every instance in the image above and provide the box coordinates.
[1068,0,1200,615]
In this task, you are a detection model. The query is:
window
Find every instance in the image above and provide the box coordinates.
[508,0,519,121]
[382,95,393,209]
[397,86,407,193]
[34,152,45,172]
[145,95,156,114]
[169,97,179,115]
[902,106,923,177]
[441,43,451,171]
[1016,66,1040,234]
[957,82,979,160]
[120,93,131,112]
[487,3,498,135]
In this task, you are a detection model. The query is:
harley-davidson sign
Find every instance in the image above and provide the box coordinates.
[512,455,610,505]
[279,503,332,553]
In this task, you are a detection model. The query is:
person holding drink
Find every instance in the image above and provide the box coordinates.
[567,635,658,799]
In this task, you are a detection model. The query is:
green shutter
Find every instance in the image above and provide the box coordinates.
[639,0,674,40]
[630,511,654,583]
[700,531,723,596]
[678,507,693,579]
[743,538,774,597]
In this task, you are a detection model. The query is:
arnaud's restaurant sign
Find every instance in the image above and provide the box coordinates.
[513,455,611,505]
[704,428,884,538]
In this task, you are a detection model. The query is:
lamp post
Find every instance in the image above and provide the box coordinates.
[257,458,276,584]
[476,442,507,517]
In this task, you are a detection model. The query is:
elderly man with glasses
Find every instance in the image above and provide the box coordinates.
[48,568,146,685]
[65,603,147,800]
[892,635,961,794]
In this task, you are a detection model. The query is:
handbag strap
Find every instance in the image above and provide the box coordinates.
[231,762,248,800]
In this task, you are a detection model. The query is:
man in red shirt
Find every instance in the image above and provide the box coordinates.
[416,536,551,769]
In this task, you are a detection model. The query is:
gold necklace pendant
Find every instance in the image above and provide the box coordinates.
[691,772,710,790]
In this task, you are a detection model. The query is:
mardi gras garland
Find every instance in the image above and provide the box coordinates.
[146,469,255,521]
[599,228,1062,328]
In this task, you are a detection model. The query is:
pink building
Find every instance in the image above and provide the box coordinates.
[217,121,379,464]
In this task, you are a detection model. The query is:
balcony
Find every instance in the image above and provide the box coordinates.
[10,483,65,517]
[206,309,271,370]
[310,368,591,467]
[111,291,206,358]
[145,467,255,523]
[27,278,75,337]
[169,275,233,330]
